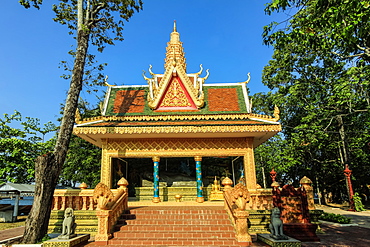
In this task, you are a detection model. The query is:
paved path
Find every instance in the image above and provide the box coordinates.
[0,226,24,244]
[316,204,370,228]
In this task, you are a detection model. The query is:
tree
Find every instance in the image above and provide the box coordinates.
[19,0,143,243]
[257,0,370,203]
[59,101,102,188]
[0,111,56,183]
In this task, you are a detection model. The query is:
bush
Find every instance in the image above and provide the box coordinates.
[353,192,366,212]
[319,212,351,224]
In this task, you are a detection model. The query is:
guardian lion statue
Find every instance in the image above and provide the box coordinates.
[269,207,288,240]
[58,207,77,239]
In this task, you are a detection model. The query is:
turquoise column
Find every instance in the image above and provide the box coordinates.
[195,156,204,203]
[152,157,161,203]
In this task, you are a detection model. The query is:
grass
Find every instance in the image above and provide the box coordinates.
[0,216,27,231]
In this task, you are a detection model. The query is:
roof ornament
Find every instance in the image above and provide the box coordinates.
[196,69,209,101]
[239,73,252,113]
[104,75,114,87]
[242,73,251,84]
[143,70,155,100]
[142,70,150,81]
[273,105,280,122]
[148,64,156,76]
[75,108,82,124]
[172,47,177,67]
[195,64,203,75]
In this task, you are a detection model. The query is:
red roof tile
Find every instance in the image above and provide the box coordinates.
[113,90,145,114]
[208,88,240,112]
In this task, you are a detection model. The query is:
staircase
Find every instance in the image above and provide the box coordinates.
[98,205,246,246]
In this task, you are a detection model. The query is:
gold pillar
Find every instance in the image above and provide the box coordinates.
[244,138,257,190]
[100,139,113,188]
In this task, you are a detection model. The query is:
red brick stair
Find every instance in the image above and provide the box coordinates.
[96,205,245,246]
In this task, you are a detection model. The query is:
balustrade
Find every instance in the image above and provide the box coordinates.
[222,177,252,245]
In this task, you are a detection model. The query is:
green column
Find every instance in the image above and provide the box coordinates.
[152,156,161,203]
[195,156,204,203]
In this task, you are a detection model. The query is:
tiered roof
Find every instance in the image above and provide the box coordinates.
[73,22,281,147]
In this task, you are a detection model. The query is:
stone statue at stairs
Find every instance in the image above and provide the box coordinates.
[58,207,77,240]
[269,207,288,240]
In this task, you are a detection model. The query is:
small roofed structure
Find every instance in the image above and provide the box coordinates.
[73,22,281,202]
[0,183,34,222]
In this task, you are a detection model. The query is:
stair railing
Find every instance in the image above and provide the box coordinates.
[94,177,129,243]
[222,177,252,245]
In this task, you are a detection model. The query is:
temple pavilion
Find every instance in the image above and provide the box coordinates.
[73,22,281,203]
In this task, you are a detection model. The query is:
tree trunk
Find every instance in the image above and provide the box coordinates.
[22,154,59,243]
[22,29,90,244]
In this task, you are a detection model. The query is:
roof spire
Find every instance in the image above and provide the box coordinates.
[165,21,186,70]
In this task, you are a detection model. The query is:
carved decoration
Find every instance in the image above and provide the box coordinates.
[273,105,280,122]
[107,138,250,153]
[75,112,281,125]
[74,125,281,138]
[230,183,251,211]
[158,77,194,108]
[143,22,207,110]
[221,177,233,191]
[93,183,114,210]
[75,108,82,124]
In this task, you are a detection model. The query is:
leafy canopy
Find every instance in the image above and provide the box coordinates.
[254,0,370,201]
[0,111,56,183]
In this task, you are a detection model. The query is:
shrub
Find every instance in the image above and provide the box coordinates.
[353,192,366,212]
[319,212,351,224]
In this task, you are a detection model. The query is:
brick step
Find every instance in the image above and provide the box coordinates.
[120,213,229,220]
[116,224,235,232]
[114,230,235,239]
[122,218,231,225]
[127,209,227,215]
[107,237,241,246]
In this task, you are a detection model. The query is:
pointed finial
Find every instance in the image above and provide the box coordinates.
[173,20,177,32]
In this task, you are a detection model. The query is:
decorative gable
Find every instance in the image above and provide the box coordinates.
[157,76,197,110]
[143,21,209,111]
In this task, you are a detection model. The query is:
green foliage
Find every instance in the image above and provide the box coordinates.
[257,0,370,202]
[319,212,351,224]
[0,111,56,183]
[52,0,143,52]
[60,135,101,188]
[19,0,42,9]
[264,0,370,62]
[21,0,143,97]
[38,234,51,243]
[353,192,366,212]
[59,100,101,188]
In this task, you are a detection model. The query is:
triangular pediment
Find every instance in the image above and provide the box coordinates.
[148,62,204,110]
[157,75,197,110]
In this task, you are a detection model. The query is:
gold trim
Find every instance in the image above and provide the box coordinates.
[152,156,160,162]
[74,124,281,136]
[76,113,280,125]
[105,137,252,158]
[194,156,202,162]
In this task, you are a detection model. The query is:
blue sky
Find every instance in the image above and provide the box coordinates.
[1,1,283,127]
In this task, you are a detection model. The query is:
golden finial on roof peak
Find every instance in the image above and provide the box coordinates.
[170,22,180,43]
[166,21,186,69]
